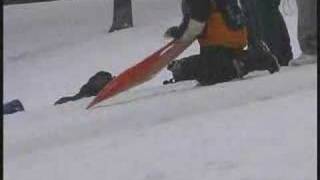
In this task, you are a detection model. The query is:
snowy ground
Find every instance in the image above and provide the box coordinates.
[3,0,317,180]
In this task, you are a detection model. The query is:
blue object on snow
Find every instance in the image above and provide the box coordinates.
[3,99,25,115]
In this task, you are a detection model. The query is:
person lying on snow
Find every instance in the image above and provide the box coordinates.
[163,0,280,85]
[55,0,280,105]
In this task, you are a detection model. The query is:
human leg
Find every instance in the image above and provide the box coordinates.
[290,0,317,66]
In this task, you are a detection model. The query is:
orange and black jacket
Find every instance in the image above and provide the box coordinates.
[178,0,247,49]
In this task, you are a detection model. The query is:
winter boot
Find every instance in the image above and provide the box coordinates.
[289,53,317,66]
[257,40,280,73]
[244,40,280,74]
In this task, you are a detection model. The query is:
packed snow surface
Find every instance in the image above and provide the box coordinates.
[3,0,316,180]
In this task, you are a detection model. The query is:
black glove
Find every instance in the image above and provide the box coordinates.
[164,26,182,39]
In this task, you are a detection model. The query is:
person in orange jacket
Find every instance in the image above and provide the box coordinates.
[163,0,280,85]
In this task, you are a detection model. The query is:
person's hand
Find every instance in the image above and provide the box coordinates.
[164,26,181,39]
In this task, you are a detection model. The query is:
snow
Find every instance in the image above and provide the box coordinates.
[3,0,317,180]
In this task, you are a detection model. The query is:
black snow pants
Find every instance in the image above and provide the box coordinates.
[167,46,240,86]
[166,43,280,86]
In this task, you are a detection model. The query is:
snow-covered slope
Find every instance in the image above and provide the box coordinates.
[3,0,316,180]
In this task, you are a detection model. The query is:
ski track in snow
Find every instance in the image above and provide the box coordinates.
[3,0,316,180]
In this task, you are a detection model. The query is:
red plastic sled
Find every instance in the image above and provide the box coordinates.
[86,40,192,109]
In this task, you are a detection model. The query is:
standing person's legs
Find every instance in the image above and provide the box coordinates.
[290,0,317,66]
[240,0,292,66]
[256,0,293,66]
[240,0,262,48]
